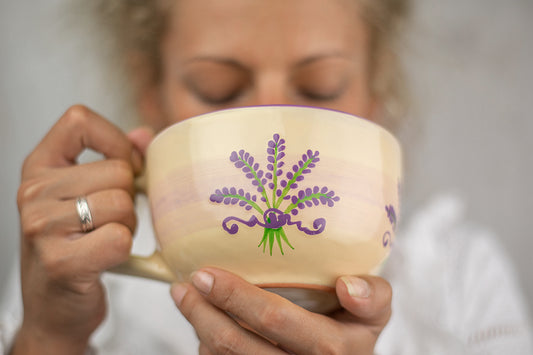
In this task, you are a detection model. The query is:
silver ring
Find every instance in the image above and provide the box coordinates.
[76,196,94,233]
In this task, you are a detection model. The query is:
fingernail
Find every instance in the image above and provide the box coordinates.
[191,270,214,295]
[341,276,370,298]
[170,283,188,306]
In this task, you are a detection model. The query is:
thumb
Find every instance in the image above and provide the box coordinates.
[335,275,392,329]
[128,126,155,157]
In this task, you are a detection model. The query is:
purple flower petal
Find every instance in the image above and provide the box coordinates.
[287,172,294,179]
[280,180,287,187]
[319,196,328,204]
[268,141,276,148]
[333,196,340,202]
[269,183,274,189]
[223,197,231,205]
[277,152,285,160]
[235,161,245,168]
[252,195,257,201]
[302,154,307,161]
[252,180,259,186]
[230,187,236,195]
[261,178,267,184]
[277,161,285,168]
[273,133,280,142]
[244,152,250,161]
[245,205,252,211]
[313,186,319,193]
[276,189,282,197]
[266,172,273,179]
[327,199,334,207]
[276,169,283,176]
[267,156,275,163]
[314,157,320,163]
[307,149,313,158]
[298,190,305,199]
[302,169,311,174]
[239,200,247,206]
[312,197,319,206]
[291,196,298,204]
[291,183,298,188]
[215,189,222,195]
[321,186,328,194]
[222,187,229,194]
[267,147,275,155]
[257,187,263,192]
[231,197,239,204]
[248,156,254,165]
[284,195,290,200]
[242,166,251,173]
[239,149,245,157]
[210,194,222,203]
[305,200,313,207]
[238,188,244,196]
[261,196,266,202]
[305,188,312,196]
[245,192,250,199]
[291,209,298,215]
[292,165,298,172]
[308,163,316,168]
[297,203,305,209]
[296,175,304,182]
[267,164,274,171]
[327,190,335,197]
[279,139,285,145]
[253,163,259,170]
[279,145,286,151]
[298,160,304,167]
[230,151,239,162]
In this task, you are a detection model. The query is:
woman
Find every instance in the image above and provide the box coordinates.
[3,0,532,354]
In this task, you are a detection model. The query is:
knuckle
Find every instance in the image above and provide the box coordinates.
[20,206,50,239]
[256,304,287,332]
[314,338,344,355]
[109,224,133,258]
[107,159,134,187]
[62,104,91,128]
[17,177,48,208]
[39,247,69,280]
[210,327,240,355]
[109,189,134,214]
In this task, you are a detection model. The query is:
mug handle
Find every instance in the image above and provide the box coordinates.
[107,174,176,283]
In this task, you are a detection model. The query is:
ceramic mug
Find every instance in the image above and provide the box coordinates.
[111,106,401,313]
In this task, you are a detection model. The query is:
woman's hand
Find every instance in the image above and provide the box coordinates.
[171,268,392,355]
[12,105,149,355]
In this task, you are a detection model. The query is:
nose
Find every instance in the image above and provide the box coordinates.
[247,73,294,106]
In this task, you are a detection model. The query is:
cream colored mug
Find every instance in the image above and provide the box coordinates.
[111,106,401,313]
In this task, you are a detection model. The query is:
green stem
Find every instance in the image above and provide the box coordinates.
[284,193,331,214]
[221,194,264,215]
[241,157,271,209]
[275,156,317,208]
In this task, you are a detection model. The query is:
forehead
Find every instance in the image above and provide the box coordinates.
[166,0,366,63]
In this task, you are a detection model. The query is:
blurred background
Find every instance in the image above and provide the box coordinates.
[1,0,532,318]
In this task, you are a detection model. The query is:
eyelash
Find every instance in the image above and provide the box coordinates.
[299,88,343,102]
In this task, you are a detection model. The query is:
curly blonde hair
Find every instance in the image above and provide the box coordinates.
[86,0,410,130]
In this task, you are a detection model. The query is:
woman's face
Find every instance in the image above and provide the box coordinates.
[144,0,376,130]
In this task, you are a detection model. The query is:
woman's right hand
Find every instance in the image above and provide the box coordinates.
[12,105,144,355]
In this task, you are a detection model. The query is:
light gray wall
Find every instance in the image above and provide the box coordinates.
[1,0,532,318]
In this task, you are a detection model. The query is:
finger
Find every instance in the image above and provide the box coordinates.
[188,268,344,355]
[23,105,142,176]
[127,126,155,157]
[335,275,392,330]
[171,283,286,355]
[35,223,133,281]
[19,159,135,203]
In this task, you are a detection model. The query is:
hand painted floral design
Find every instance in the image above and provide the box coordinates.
[382,204,397,248]
[210,133,340,255]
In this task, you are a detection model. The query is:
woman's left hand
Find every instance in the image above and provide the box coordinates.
[170,267,392,355]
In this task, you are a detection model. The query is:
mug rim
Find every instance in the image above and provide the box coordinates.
[148,105,399,150]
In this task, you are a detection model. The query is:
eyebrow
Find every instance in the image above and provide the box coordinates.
[183,52,352,70]
[293,52,353,68]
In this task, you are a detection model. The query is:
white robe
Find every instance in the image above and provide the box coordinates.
[1,195,532,354]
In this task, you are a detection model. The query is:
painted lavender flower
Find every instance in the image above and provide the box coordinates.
[209,133,340,255]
